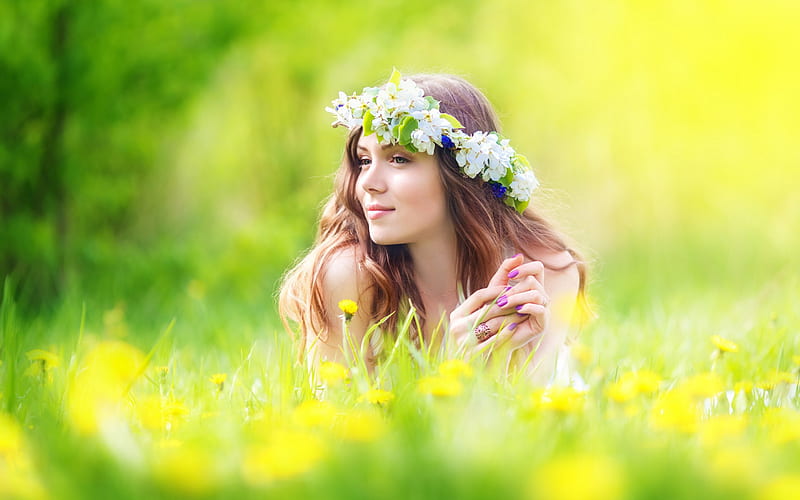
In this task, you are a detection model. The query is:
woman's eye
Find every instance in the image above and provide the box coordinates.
[392,155,410,164]
[358,157,371,167]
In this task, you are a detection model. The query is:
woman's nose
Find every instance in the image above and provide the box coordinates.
[358,161,387,193]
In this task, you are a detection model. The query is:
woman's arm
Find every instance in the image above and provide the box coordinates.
[446,251,581,384]
[311,247,375,366]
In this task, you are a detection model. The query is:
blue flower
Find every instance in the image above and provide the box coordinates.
[441,134,455,150]
[489,181,507,198]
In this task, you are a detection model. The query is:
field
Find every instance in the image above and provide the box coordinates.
[2,1,799,498]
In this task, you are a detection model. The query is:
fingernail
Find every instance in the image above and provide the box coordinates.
[513,253,522,258]
[507,269,519,279]
[508,322,518,331]
[515,304,523,311]
[496,295,508,307]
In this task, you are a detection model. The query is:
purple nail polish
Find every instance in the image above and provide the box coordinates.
[504,285,512,292]
[496,295,508,307]
[513,253,522,258]
[507,269,519,279]
[515,304,523,311]
[508,322,518,331]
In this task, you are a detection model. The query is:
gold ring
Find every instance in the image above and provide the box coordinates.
[474,322,493,342]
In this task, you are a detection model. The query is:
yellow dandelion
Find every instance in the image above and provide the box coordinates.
[733,380,753,393]
[154,444,219,495]
[761,475,800,500]
[293,399,337,428]
[711,334,739,353]
[531,454,625,500]
[761,408,800,444]
[570,342,593,366]
[650,390,700,433]
[698,415,748,446]
[337,299,358,321]
[792,355,800,367]
[606,370,661,403]
[319,361,349,385]
[438,359,473,379]
[757,370,797,390]
[678,372,723,399]
[66,340,146,434]
[210,373,227,391]
[360,388,395,405]
[534,386,586,413]
[334,410,386,442]
[25,349,61,380]
[0,413,23,456]
[418,375,463,397]
[242,430,326,485]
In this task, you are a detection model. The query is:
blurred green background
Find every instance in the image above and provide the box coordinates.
[2,0,798,332]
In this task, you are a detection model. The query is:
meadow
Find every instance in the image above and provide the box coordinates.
[2,1,799,498]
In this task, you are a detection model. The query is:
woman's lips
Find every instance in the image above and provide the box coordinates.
[366,204,394,220]
[367,208,394,220]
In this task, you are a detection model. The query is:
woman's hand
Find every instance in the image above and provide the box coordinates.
[447,254,551,355]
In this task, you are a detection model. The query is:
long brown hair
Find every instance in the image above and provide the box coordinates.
[279,73,588,351]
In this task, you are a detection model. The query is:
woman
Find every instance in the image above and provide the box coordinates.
[280,70,587,385]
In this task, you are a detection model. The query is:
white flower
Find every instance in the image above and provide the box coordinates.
[326,72,540,211]
[508,167,538,202]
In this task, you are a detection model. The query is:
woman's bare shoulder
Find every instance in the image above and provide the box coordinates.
[321,245,370,302]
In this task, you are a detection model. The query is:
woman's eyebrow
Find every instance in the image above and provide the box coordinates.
[357,143,406,152]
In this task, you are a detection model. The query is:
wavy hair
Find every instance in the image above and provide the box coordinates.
[279,74,588,352]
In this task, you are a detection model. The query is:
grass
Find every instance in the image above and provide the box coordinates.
[1,246,799,499]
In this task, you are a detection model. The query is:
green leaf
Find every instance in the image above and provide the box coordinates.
[397,116,418,145]
[388,68,402,87]
[425,96,439,110]
[514,199,529,213]
[500,169,514,186]
[441,113,463,129]
[363,109,375,135]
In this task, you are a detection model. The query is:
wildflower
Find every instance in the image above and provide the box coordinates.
[293,399,337,428]
[438,359,473,379]
[154,444,219,495]
[761,408,800,444]
[677,372,723,399]
[698,415,748,446]
[650,390,700,433]
[606,370,661,403]
[66,340,146,434]
[756,370,796,390]
[793,355,800,367]
[0,413,22,457]
[360,388,395,405]
[733,381,753,393]
[534,386,586,413]
[531,454,625,500]
[711,334,739,353]
[338,299,358,321]
[570,342,593,366]
[210,373,227,392]
[761,475,800,500]
[334,410,386,442]
[319,361,349,385]
[242,430,326,485]
[418,375,463,397]
[137,397,189,432]
[25,349,60,380]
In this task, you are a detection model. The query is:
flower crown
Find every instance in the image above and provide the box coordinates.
[325,69,538,213]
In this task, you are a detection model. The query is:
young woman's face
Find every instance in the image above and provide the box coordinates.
[355,133,453,246]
